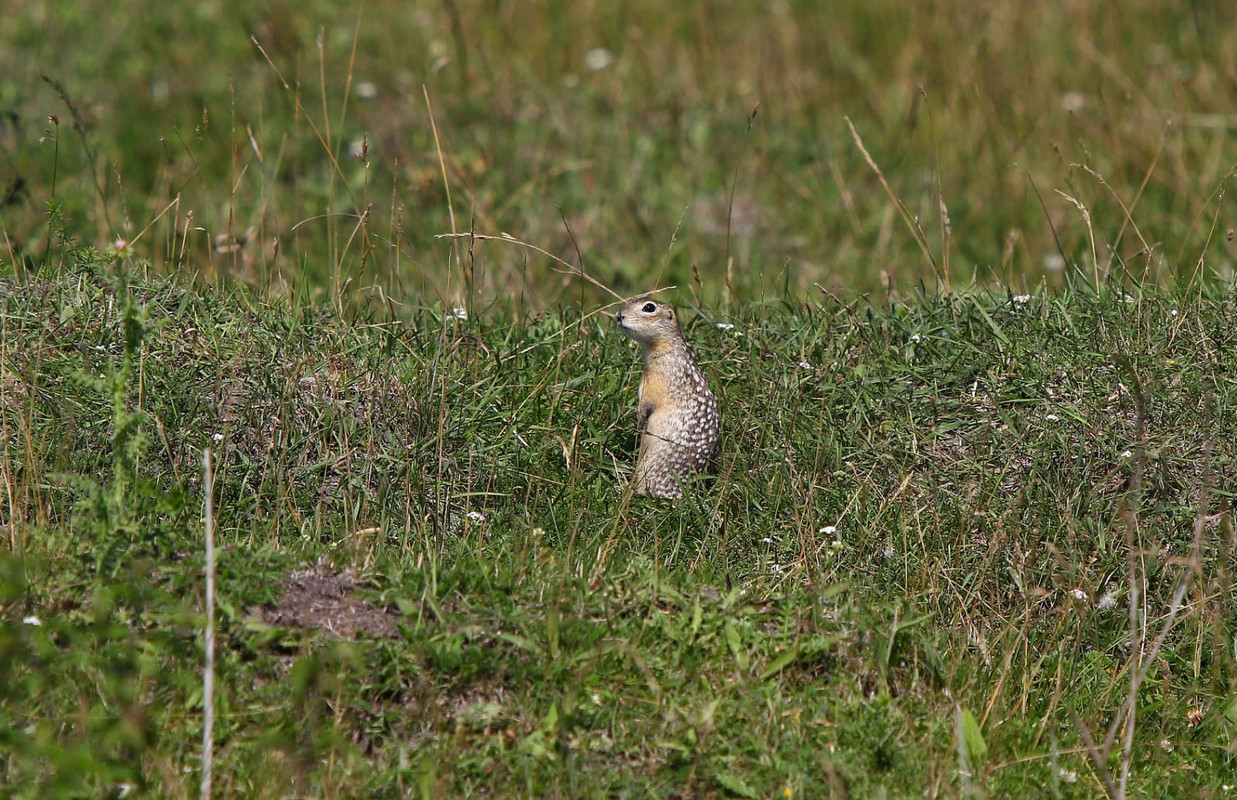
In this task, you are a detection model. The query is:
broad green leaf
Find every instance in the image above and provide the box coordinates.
[725,620,748,670]
[961,708,988,762]
[716,772,760,798]
[760,646,799,680]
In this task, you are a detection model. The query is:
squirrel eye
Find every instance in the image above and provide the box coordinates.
[642,303,656,313]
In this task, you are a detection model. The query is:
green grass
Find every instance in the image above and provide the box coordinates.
[3,1,1237,305]
[4,0,1237,796]
[2,256,1236,796]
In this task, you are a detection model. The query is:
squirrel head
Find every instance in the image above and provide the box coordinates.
[615,297,682,354]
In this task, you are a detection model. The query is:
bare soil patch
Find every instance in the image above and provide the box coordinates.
[260,563,399,640]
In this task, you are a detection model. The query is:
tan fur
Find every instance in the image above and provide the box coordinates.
[615,297,720,499]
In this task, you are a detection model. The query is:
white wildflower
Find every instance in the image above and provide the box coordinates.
[1045,414,1060,422]
[1061,92,1086,113]
[715,323,735,331]
[451,306,468,321]
[466,511,486,523]
[1097,590,1118,611]
[910,333,921,343]
[1057,767,1078,783]
[22,616,41,626]
[797,361,812,369]
[212,433,225,442]
[583,48,614,71]
[1012,294,1032,304]
[818,525,837,535]
[1170,308,1179,318]
[760,537,774,544]
[1043,254,1066,273]
[1068,588,1087,602]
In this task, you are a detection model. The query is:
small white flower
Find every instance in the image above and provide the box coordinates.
[1012,294,1032,304]
[819,525,837,535]
[797,361,812,369]
[769,563,784,575]
[1043,254,1066,273]
[1160,738,1174,752]
[715,323,735,331]
[592,693,602,705]
[883,546,896,560]
[22,616,41,626]
[1170,308,1179,318]
[466,511,486,523]
[1061,92,1086,113]
[452,306,468,321]
[583,48,615,71]
[910,333,921,343]
[1068,588,1087,602]
[1120,449,1133,459]
[212,433,225,442]
[1045,414,1060,422]
[760,537,774,544]
[1057,767,1078,783]
[1097,591,1118,611]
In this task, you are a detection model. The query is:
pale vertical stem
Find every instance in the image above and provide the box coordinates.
[201,448,216,799]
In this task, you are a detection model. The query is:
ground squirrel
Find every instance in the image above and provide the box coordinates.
[615,297,720,499]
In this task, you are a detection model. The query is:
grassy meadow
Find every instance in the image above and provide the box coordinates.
[3,0,1237,797]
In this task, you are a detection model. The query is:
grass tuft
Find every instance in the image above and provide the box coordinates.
[2,261,1236,794]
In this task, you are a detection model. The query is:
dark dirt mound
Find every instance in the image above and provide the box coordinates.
[260,563,399,640]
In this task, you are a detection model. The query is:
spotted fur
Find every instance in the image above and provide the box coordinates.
[615,297,720,499]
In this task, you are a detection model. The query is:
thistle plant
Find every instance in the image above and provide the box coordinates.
[58,268,148,575]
